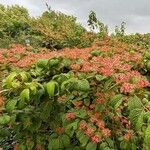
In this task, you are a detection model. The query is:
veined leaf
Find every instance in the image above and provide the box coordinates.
[0,115,11,125]
[76,79,90,92]
[5,99,17,112]
[46,81,59,97]
[3,72,17,88]
[144,125,150,149]
[49,138,60,150]
[110,94,123,109]
[20,89,30,102]
[128,95,143,110]
[61,134,70,147]
[129,108,143,126]
[37,59,48,68]
[49,58,60,67]
[136,111,144,130]
[19,71,28,82]
[86,142,97,150]
[96,74,107,81]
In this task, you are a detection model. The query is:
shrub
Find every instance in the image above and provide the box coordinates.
[1,45,150,149]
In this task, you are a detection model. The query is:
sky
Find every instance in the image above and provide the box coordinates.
[1,0,150,34]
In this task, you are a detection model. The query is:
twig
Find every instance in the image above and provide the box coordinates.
[0,89,9,94]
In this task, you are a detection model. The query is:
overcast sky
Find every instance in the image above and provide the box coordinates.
[1,0,150,34]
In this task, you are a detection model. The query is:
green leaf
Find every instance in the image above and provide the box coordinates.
[46,81,59,97]
[144,125,150,149]
[19,143,26,150]
[75,109,87,119]
[5,99,17,112]
[128,95,142,110]
[90,49,101,56]
[136,111,144,130]
[129,108,143,126]
[110,94,123,109]
[78,133,89,147]
[49,138,60,150]
[99,142,108,149]
[76,79,90,92]
[20,89,30,102]
[0,115,11,125]
[61,134,70,147]
[61,78,77,92]
[37,59,48,68]
[3,72,17,88]
[0,128,11,138]
[96,74,107,81]
[86,142,97,150]
[19,71,28,82]
[49,58,60,67]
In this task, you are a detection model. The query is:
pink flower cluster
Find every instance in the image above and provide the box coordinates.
[115,71,150,94]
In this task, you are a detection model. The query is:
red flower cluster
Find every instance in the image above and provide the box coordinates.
[55,127,64,134]
[65,112,76,121]
[123,130,133,141]
[91,135,102,143]
[115,71,150,94]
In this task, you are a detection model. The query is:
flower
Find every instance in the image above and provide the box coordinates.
[85,127,94,137]
[65,112,76,121]
[95,98,105,104]
[55,127,64,134]
[96,120,105,129]
[102,128,111,137]
[123,130,133,141]
[91,135,102,143]
[73,100,83,108]
[120,83,135,94]
[79,121,87,130]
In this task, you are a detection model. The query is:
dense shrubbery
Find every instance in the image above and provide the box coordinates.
[0,4,97,49]
[0,40,150,149]
[1,4,150,150]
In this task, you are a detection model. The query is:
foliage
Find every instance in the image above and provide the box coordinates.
[0,4,95,49]
[88,11,108,38]
[0,42,150,149]
[1,4,150,150]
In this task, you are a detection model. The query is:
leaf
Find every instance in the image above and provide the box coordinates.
[61,134,70,147]
[37,59,48,68]
[136,111,144,130]
[95,74,107,81]
[103,78,113,90]
[76,79,90,92]
[128,95,143,110]
[129,108,143,126]
[20,89,30,102]
[49,138,60,150]
[19,71,28,82]
[49,58,60,67]
[65,120,79,136]
[19,144,26,150]
[0,115,11,125]
[99,142,108,149]
[63,58,72,67]
[61,78,77,92]
[144,125,150,149]
[5,99,17,112]
[75,109,87,119]
[90,49,101,56]
[110,94,123,109]
[3,72,17,88]
[46,81,59,97]
[78,133,89,147]
[0,128,11,138]
[86,142,97,150]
